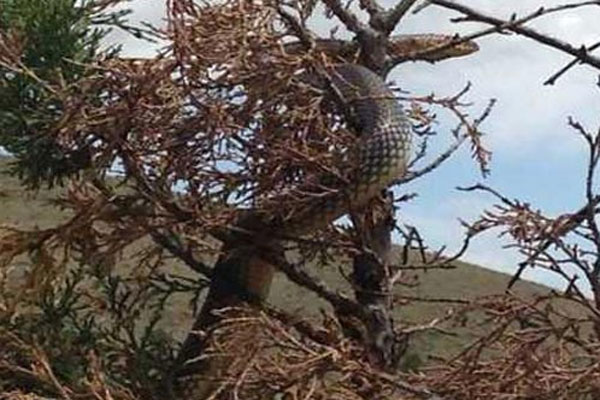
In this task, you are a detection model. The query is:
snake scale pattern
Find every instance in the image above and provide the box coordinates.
[271,63,412,235]
[238,34,477,236]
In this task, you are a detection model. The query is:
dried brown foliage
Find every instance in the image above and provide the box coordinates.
[178,307,428,400]
[2,0,600,399]
[412,293,600,399]
[417,119,600,399]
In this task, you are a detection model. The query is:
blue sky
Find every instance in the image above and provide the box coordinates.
[17,0,600,288]
[390,0,600,288]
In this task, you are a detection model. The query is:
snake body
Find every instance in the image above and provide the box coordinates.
[238,63,411,236]
[176,33,478,384]
[233,34,476,236]
[339,64,411,206]
[284,33,478,64]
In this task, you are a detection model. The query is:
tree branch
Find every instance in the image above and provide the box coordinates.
[430,0,600,71]
[321,0,370,34]
[149,229,214,277]
[383,0,420,33]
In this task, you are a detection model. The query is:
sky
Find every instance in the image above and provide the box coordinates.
[33,0,600,289]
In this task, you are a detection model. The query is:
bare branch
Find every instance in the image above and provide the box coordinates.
[383,0,420,33]
[545,40,600,85]
[431,0,600,72]
[321,0,370,34]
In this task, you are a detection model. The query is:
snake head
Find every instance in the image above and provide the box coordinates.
[387,33,479,64]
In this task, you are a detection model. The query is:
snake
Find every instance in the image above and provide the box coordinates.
[233,63,411,237]
[283,33,479,64]
[175,33,478,383]
[120,34,477,240]
[232,33,478,236]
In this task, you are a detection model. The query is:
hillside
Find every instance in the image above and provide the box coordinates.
[0,156,553,365]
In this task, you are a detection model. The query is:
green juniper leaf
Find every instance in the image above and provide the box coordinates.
[0,0,146,189]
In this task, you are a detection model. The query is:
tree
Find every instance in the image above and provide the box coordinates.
[0,0,146,188]
[1,0,600,399]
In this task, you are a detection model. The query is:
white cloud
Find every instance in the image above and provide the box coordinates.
[102,0,168,57]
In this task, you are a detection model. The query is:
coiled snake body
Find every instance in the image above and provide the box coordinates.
[176,33,477,382]
[236,63,411,237]
[319,64,411,223]
[237,34,477,235]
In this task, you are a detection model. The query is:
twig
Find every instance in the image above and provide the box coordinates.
[430,0,600,72]
[545,40,600,85]
[149,229,214,277]
[383,0,421,33]
[321,0,369,34]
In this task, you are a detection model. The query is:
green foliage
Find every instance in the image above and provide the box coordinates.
[0,262,178,398]
[399,350,423,372]
[1,0,101,70]
[0,0,129,189]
